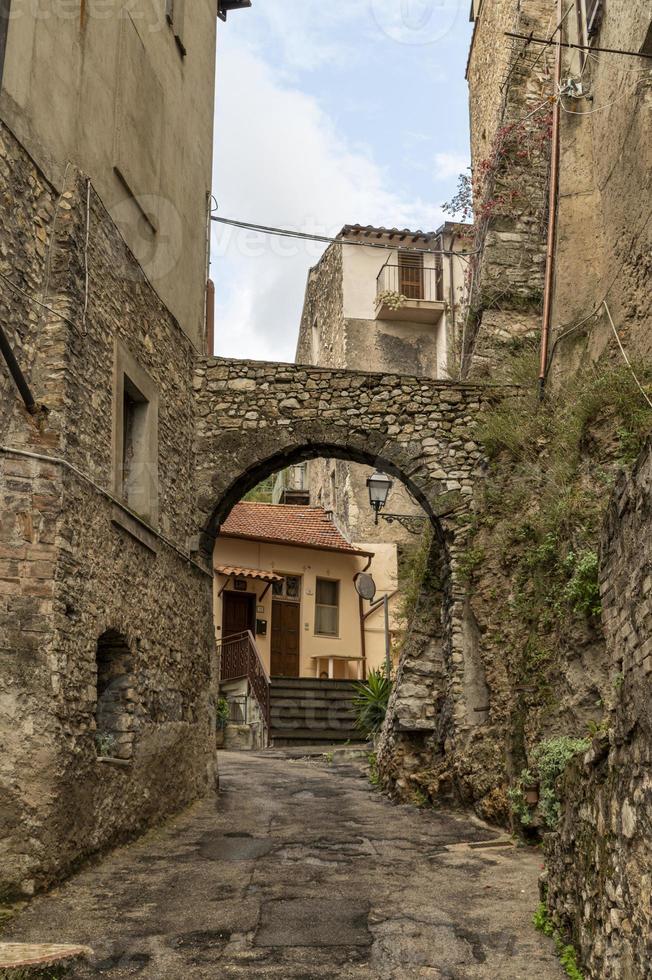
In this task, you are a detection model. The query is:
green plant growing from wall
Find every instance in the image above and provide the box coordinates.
[534,903,584,979]
[367,751,381,787]
[94,732,117,758]
[511,737,590,829]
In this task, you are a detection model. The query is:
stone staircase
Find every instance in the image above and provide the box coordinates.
[269,677,360,745]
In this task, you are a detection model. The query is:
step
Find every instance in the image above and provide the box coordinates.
[271,704,355,717]
[269,696,356,710]
[271,687,357,702]
[270,728,359,743]
[271,678,358,692]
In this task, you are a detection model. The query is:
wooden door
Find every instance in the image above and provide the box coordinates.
[271,601,300,677]
[222,592,255,640]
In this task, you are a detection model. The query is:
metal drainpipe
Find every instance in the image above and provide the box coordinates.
[0,323,39,414]
[539,0,563,398]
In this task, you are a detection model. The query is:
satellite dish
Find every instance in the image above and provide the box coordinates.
[354,572,376,601]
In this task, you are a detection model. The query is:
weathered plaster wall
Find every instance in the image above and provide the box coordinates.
[0,124,215,898]
[546,440,652,979]
[1,1,217,348]
[552,4,652,371]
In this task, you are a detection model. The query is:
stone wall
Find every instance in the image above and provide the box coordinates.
[0,120,216,898]
[545,439,652,979]
[295,245,345,369]
[465,0,555,377]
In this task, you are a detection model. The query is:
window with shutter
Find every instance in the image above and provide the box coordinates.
[398,251,424,300]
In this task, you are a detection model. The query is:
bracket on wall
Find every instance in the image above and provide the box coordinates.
[380,514,428,535]
[218,0,252,22]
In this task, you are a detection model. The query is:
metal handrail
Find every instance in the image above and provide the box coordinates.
[376,263,444,303]
[217,630,271,733]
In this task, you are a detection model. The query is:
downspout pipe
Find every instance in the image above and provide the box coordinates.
[0,323,39,414]
[539,0,563,399]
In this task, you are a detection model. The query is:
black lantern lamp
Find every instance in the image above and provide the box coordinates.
[367,471,393,524]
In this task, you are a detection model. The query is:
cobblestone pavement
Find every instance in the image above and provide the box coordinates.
[2,752,563,979]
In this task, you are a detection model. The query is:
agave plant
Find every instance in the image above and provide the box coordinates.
[353,668,392,736]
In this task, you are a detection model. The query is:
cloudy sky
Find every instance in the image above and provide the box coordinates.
[211,0,472,362]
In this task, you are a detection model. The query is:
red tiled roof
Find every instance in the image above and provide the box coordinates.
[215,565,283,582]
[220,503,373,557]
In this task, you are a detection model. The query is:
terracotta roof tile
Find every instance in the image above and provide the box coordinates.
[220,503,372,557]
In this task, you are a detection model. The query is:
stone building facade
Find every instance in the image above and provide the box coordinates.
[0,2,254,897]
[550,2,652,371]
[546,439,652,979]
[0,0,222,350]
[294,224,469,557]
[464,0,555,376]
[0,123,216,899]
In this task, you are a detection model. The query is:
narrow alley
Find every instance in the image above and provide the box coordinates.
[3,753,563,979]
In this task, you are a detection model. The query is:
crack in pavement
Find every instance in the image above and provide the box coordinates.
[1,752,564,979]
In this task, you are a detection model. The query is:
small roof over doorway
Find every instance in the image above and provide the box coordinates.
[215,565,283,583]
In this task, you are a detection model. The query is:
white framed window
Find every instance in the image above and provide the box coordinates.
[315,578,339,637]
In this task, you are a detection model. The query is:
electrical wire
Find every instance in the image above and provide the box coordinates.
[211,215,476,258]
[560,77,646,114]
[0,270,80,331]
[505,31,652,61]
[603,301,652,411]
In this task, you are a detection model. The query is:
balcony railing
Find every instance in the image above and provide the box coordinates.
[217,630,271,734]
[376,263,444,303]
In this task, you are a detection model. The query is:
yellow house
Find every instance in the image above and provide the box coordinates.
[214,503,396,681]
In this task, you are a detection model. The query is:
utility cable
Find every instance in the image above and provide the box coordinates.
[559,78,646,114]
[603,301,652,411]
[0,269,79,331]
[210,215,477,258]
[505,31,652,61]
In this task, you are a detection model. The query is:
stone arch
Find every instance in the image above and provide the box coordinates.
[192,359,491,777]
[196,424,466,559]
[95,629,137,761]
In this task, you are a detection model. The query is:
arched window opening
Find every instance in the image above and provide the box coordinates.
[95,630,136,760]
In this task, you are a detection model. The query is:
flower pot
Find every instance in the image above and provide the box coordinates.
[524,783,540,807]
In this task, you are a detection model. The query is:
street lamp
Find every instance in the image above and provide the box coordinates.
[366,471,393,524]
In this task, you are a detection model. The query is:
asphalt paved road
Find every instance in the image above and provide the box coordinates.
[2,751,564,979]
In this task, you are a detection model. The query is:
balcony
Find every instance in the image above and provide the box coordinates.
[375,263,446,323]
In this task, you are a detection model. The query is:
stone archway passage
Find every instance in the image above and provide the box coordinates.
[193,357,503,748]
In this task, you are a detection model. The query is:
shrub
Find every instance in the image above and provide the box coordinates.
[510,736,590,829]
[353,668,392,736]
[216,697,230,730]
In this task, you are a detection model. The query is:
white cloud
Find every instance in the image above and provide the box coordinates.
[212,41,447,362]
[433,151,469,181]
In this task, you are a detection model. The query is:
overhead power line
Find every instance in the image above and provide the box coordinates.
[210,216,477,257]
[505,31,652,61]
